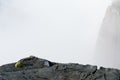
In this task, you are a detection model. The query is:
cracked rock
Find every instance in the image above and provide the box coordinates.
[0,56,120,80]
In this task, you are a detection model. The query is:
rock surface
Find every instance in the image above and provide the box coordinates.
[0,56,120,80]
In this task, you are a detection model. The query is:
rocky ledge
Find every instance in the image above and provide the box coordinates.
[0,56,120,80]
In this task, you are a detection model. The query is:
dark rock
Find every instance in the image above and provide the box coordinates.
[0,56,120,80]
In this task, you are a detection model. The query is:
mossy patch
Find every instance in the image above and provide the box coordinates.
[15,61,24,68]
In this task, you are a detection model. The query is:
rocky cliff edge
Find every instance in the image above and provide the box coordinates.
[0,56,120,80]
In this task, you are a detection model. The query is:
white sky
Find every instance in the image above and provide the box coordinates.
[0,0,112,66]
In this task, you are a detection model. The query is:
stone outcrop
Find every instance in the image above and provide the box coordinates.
[0,56,120,80]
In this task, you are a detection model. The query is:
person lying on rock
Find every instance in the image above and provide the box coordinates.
[15,56,55,69]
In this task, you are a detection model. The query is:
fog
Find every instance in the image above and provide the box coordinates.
[0,0,111,66]
[94,0,120,69]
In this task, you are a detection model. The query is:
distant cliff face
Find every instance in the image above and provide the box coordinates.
[0,56,120,80]
[94,0,120,69]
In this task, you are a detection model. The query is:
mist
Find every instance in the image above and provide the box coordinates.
[94,0,120,69]
[0,0,111,66]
